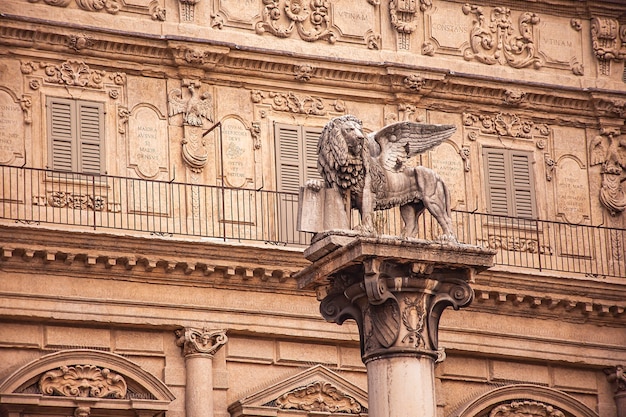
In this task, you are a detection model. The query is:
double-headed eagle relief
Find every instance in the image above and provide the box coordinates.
[299,115,457,241]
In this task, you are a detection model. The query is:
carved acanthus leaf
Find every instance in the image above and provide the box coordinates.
[255,0,336,44]
[490,400,565,417]
[462,4,542,69]
[24,60,106,89]
[275,381,363,413]
[463,112,549,140]
[39,365,127,398]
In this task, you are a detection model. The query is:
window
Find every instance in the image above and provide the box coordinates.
[482,148,536,218]
[47,97,105,174]
[274,123,322,193]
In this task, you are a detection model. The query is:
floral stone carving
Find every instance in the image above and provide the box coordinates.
[275,381,363,413]
[39,365,127,398]
[590,128,626,215]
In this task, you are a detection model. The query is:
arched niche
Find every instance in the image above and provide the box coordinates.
[0,349,175,417]
[452,384,598,417]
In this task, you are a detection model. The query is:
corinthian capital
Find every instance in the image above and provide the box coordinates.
[175,327,228,357]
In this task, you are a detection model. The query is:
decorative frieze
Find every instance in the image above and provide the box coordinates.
[175,327,228,357]
[39,365,127,399]
[32,192,110,212]
[462,112,549,141]
[462,4,541,69]
[477,235,553,255]
[275,381,363,413]
[251,89,342,116]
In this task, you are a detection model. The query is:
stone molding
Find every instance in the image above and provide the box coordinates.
[175,327,228,357]
[489,400,565,417]
[39,364,127,399]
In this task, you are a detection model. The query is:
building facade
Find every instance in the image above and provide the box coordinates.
[0,0,625,416]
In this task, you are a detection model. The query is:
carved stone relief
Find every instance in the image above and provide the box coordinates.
[274,381,363,413]
[168,80,213,127]
[39,365,127,399]
[461,4,542,69]
[248,0,380,49]
[590,128,626,216]
[175,328,228,357]
[250,89,344,116]
[462,112,549,141]
[27,0,121,14]
[591,17,626,76]
[489,400,565,417]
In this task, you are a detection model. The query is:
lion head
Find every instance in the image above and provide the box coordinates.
[318,115,367,192]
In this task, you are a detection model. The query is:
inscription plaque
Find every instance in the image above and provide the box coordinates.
[129,106,168,178]
[218,0,261,23]
[539,19,580,64]
[428,3,470,51]
[221,117,253,188]
[556,157,590,224]
[332,0,375,39]
[430,142,466,209]
[0,90,24,165]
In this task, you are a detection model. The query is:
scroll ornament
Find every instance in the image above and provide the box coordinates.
[256,0,336,43]
[39,365,127,398]
[590,129,626,215]
[462,4,542,69]
[590,17,626,61]
[490,400,565,417]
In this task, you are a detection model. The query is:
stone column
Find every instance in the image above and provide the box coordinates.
[605,365,626,417]
[295,233,495,417]
[175,328,228,417]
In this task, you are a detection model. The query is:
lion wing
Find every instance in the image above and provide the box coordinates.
[370,121,456,172]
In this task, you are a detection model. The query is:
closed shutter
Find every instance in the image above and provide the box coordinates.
[48,97,75,172]
[78,101,104,174]
[275,123,322,192]
[303,126,322,182]
[275,123,302,193]
[483,148,536,218]
[47,97,104,174]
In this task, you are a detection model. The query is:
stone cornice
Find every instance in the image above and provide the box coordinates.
[0,224,309,292]
[1,15,625,126]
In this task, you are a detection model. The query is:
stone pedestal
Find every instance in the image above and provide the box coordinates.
[295,232,495,417]
[175,328,228,417]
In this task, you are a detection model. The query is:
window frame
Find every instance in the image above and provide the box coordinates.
[46,96,105,175]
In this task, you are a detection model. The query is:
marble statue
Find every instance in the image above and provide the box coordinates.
[299,115,457,241]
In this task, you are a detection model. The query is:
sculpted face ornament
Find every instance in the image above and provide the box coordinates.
[309,114,457,241]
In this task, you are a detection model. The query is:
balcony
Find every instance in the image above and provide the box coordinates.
[0,165,624,279]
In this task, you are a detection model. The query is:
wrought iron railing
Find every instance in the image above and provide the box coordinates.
[0,165,624,279]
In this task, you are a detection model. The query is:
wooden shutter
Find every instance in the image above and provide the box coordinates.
[275,123,302,193]
[483,148,536,218]
[303,126,322,182]
[48,97,75,172]
[78,101,104,174]
[275,123,323,192]
[47,97,104,174]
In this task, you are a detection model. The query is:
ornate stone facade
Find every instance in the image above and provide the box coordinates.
[0,1,624,417]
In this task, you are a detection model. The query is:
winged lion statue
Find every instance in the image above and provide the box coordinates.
[312,114,457,241]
